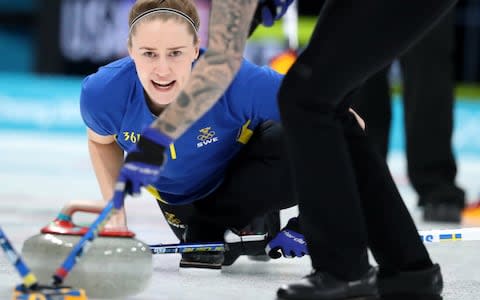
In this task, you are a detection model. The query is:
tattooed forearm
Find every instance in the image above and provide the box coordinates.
[151,0,258,139]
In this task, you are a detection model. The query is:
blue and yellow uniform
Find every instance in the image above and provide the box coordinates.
[80,52,282,205]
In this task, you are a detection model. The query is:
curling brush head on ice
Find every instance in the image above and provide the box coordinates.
[12,284,87,300]
[1,226,87,300]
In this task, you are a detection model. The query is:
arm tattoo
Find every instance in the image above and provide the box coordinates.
[151,0,258,139]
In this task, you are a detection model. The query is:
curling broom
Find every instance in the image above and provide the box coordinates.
[268,0,299,74]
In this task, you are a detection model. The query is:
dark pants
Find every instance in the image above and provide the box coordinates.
[277,0,458,280]
[157,121,295,242]
[351,11,465,207]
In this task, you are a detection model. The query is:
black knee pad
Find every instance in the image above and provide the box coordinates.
[244,120,286,157]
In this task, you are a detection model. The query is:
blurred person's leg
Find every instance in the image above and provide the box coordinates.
[400,10,465,222]
[277,0,457,298]
[279,0,456,279]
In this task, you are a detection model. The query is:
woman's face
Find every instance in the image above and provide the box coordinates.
[129,18,199,114]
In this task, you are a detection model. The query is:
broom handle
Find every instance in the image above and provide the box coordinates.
[283,0,298,50]
[51,183,126,286]
[419,227,480,242]
[0,226,38,288]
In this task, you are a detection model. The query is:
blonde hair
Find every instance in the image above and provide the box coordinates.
[128,0,200,47]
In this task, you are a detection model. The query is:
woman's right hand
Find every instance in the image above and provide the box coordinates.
[60,199,129,231]
[104,210,129,231]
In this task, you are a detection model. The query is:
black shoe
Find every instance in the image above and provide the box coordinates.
[180,251,224,270]
[180,222,225,270]
[277,268,379,300]
[222,229,269,266]
[223,211,281,266]
[423,203,461,223]
[419,186,464,223]
[378,263,443,300]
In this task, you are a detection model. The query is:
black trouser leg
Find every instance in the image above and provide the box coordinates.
[352,11,464,208]
[278,0,457,280]
[400,11,464,207]
[156,200,193,242]
[157,121,295,242]
[341,112,432,274]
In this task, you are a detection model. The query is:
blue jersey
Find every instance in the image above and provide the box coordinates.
[80,53,283,204]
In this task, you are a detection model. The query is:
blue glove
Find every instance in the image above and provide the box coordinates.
[259,0,294,27]
[265,217,307,258]
[114,127,172,209]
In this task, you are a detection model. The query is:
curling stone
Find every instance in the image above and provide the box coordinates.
[21,200,152,299]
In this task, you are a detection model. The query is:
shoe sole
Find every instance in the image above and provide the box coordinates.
[277,293,379,300]
[179,262,222,270]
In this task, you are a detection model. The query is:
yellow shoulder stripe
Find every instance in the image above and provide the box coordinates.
[169,143,177,160]
[145,185,168,204]
[237,120,253,144]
